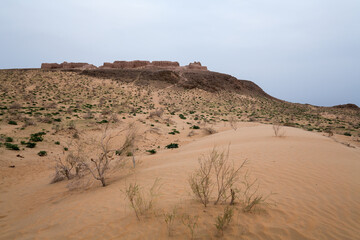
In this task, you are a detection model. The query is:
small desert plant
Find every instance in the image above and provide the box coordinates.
[30,132,46,142]
[8,120,17,125]
[83,124,136,187]
[229,116,238,131]
[212,147,246,205]
[5,143,20,150]
[191,125,200,129]
[181,214,198,240]
[215,206,234,236]
[179,114,186,120]
[38,151,47,156]
[273,123,284,137]
[149,108,164,118]
[164,207,177,236]
[5,137,13,142]
[123,179,161,221]
[241,175,267,212]
[203,127,217,135]
[166,143,178,149]
[51,148,85,183]
[344,132,352,136]
[146,149,156,155]
[26,142,36,148]
[189,153,214,207]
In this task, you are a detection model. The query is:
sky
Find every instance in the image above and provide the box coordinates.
[0,0,359,106]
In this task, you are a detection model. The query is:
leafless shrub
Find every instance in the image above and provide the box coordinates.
[212,147,247,205]
[273,123,285,137]
[45,102,57,109]
[51,145,86,184]
[111,113,119,123]
[101,109,111,115]
[81,125,123,187]
[123,179,161,221]
[52,124,64,134]
[203,127,217,135]
[9,102,22,109]
[83,110,94,119]
[189,153,214,207]
[149,108,164,118]
[229,116,238,131]
[22,118,36,128]
[215,206,234,236]
[67,120,76,130]
[240,174,268,213]
[38,116,52,124]
[116,123,137,157]
[181,214,198,240]
[164,207,177,236]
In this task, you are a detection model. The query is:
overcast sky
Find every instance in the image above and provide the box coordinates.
[1,0,359,106]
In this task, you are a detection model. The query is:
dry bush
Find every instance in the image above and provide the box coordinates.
[215,206,234,236]
[181,214,198,240]
[51,144,86,184]
[22,118,36,128]
[273,123,285,137]
[81,125,124,187]
[163,207,177,236]
[188,154,213,207]
[79,123,137,187]
[149,108,164,118]
[116,123,137,157]
[123,179,161,221]
[229,116,238,131]
[212,148,247,205]
[189,147,247,206]
[240,174,268,212]
[203,127,217,135]
[9,102,22,109]
[83,110,94,119]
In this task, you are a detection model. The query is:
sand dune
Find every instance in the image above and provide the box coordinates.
[1,124,359,239]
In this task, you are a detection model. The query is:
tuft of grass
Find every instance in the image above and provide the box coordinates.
[215,206,233,236]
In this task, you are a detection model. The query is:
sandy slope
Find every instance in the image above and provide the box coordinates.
[0,125,359,239]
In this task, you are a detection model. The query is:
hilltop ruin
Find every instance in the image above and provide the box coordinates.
[41,60,208,71]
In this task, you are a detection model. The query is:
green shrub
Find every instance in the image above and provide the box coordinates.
[5,143,20,150]
[26,142,36,148]
[30,132,46,142]
[179,114,186,120]
[5,137,13,142]
[344,132,352,136]
[55,141,60,145]
[191,125,200,129]
[37,151,47,156]
[8,120,17,125]
[146,149,157,155]
[97,119,108,124]
[166,143,178,149]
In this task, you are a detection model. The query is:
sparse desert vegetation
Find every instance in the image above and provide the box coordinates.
[0,68,359,239]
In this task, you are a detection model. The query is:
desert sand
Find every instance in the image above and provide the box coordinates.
[0,69,359,239]
[1,124,359,239]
